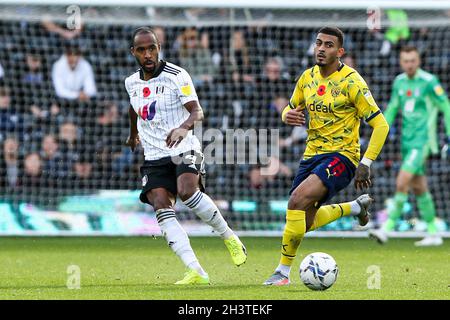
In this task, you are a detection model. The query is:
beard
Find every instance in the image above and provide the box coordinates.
[142,64,155,73]
[135,56,157,74]
[316,58,327,66]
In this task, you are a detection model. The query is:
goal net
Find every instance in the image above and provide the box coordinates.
[0,1,449,236]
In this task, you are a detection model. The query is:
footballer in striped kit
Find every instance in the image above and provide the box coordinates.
[125,27,247,285]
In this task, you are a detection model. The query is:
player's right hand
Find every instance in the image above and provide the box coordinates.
[125,135,140,152]
[283,108,306,126]
[354,163,372,190]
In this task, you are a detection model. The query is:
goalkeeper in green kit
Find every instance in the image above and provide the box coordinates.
[369,46,450,246]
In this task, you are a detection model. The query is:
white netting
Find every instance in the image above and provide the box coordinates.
[0,4,449,234]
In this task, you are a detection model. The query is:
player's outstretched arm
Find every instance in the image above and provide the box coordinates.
[125,105,140,152]
[166,100,204,148]
[354,113,389,190]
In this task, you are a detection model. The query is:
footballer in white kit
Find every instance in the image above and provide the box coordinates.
[125,27,247,285]
[125,60,205,200]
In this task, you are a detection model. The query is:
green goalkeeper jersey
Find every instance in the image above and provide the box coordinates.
[384,68,450,153]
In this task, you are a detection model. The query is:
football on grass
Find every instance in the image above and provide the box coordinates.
[299,252,339,290]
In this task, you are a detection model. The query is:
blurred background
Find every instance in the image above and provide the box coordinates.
[0,0,449,236]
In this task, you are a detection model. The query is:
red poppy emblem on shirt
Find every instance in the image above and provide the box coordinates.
[317,85,326,96]
[143,87,151,97]
[406,89,412,97]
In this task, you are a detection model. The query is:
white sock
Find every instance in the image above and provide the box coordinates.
[187,261,207,276]
[275,264,291,278]
[156,208,207,276]
[183,190,234,239]
[350,200,361,216]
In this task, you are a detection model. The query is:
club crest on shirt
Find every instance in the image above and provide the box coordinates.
[155,85,165,94]
[331,87,341,97]
[414,88,420,97]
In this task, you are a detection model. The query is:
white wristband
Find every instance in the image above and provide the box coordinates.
[360,157,373,167]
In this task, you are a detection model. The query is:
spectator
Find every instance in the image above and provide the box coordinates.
[72,153,94,192]
[58,121,81,160]
[249,63,302,189]
[0,86,25,141]
[254,56,291,117]
[40,133,72,180]
[153,26,168,61]
[16,51,49,107]
[74,157,93,180]
[92,101,122,144]
[51,43,97,102]
[0,136,21,194]
[229,30,254,84]
[28,100,63,124]
[22,53,46,86]
[19,100,66,153]
[246,25,281,59]
[178,27,218,89]
[342,53,357,69]
[86,101,132,177]
[212,30,256,129]
[19,153,44,202]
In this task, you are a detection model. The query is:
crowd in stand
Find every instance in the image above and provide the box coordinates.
[0,17,448,208]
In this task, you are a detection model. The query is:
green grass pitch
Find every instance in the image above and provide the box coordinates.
[0,237,448,300]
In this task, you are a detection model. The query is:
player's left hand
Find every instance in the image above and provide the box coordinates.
[354,163,372,190]
[284,107,306,126]
[166,127,189,148]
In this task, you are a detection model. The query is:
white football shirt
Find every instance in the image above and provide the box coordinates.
[125,61,201,161]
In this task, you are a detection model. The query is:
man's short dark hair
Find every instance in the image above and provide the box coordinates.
[400,45,419,54]
[64,41,82,55]
[131,27,159,47]
[317,26,344,47]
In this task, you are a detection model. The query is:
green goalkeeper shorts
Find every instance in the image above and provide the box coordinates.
[400,145,430,176]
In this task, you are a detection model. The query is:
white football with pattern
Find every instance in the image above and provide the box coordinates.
[299,252,339,291]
